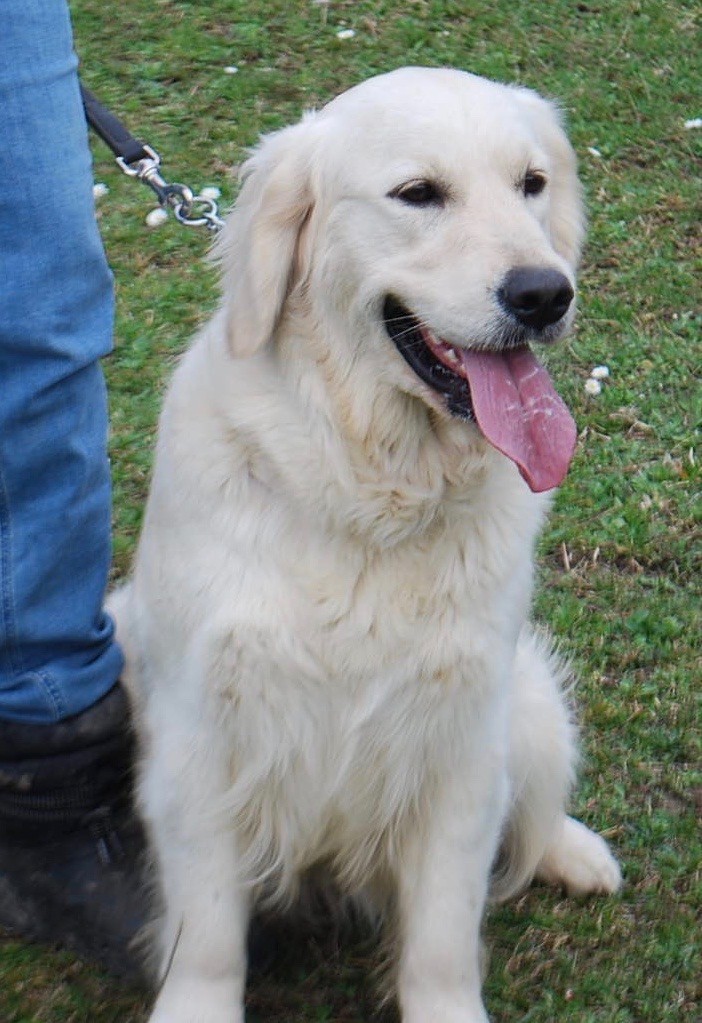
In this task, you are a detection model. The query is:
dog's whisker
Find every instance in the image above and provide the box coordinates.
[388,325,421,343]
[383,318,433,345]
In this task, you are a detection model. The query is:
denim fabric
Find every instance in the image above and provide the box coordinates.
[0,0,123,722]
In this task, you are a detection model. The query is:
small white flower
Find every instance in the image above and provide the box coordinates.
[584,378,602,396]
[587,146,602,158]
[336,28,356,39]
[93,182,109,199]
[684,117,701,130]
[590,365,610,380]
[145,207,169,228]
[200,186,221,200]
[224,65,239,75]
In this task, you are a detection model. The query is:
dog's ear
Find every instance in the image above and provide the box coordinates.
[514,88,586,270]
[213,115,321,357]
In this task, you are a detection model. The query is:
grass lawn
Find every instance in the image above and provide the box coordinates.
[1,1,699,1020]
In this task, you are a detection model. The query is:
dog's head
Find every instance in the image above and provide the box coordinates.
[216,68,584,494]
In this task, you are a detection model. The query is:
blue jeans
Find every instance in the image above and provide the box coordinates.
[0,0,123,723]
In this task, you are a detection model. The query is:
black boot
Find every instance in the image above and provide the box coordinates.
[0,684,148,983]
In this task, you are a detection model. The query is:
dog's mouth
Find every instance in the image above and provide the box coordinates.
[383,296,577,493]
[383,296,478,422]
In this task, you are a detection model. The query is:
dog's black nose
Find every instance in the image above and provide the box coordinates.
[499,267,574,330]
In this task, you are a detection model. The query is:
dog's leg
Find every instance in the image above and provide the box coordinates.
[394,754,507,1023]
[142,711,248,1023]
[535,814,622,896]
[497,629,621,900]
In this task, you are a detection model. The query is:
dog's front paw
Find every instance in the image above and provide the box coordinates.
[402,990,490,1023]
[148,977,244,1023]
[536,815,622,897]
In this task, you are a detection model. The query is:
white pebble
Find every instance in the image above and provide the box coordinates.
[200,186,221,200]
[584,378,602,396]
[587,146,602,158]
[590,365,610,380]
[224,65,239,75]
[93,182,109,199]
[336,28,355,39]
[683,117,701,130]
[145,207,169,228]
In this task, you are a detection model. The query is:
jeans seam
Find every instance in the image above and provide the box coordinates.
[24,670,65,720]
[0,461,24,679]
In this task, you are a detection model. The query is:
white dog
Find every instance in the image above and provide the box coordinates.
[111,67,622,1023]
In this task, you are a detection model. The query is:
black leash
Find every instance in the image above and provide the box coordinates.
[80,83,224,232]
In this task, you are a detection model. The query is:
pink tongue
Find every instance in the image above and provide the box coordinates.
[458,346,577,492]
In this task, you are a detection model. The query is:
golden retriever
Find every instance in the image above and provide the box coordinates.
[112,67,621,1023]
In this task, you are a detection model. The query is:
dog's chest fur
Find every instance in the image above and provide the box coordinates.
[180,493,538,892]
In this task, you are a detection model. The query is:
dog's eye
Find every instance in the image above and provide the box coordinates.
[389,179,445,207]
[522,171,547,197]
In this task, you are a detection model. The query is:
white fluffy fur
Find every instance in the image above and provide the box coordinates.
[110,68,621,1023]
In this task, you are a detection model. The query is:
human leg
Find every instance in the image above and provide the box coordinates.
[0,0,122,724]
[0,0,146,979]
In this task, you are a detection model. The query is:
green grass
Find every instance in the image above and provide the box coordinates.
[2,0,699,1019]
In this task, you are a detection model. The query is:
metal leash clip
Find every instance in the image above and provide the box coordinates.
[116,145,225,233]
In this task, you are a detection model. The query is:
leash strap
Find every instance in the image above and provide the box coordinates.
[80,82,224,232]
[81,84,150,165]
